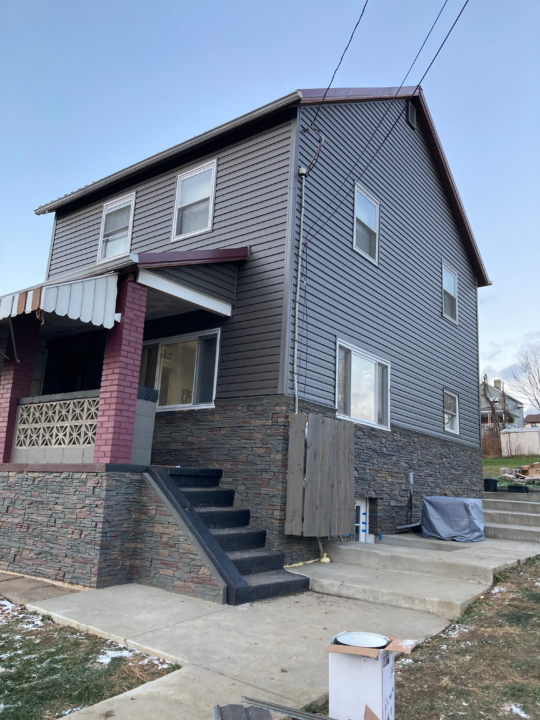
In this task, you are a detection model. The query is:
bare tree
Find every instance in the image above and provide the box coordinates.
[482,374,500,430]
[511,347,540,412]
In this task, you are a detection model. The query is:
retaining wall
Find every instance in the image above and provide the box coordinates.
[0,466,224,602]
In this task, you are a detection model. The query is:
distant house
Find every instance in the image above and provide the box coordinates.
[525,414,540,428]
[480,378,524,431]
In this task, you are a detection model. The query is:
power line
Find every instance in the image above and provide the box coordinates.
[309,0,371,132]
[305,0,471,248]
[304,0,450,239]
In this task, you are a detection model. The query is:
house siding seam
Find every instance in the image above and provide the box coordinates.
[0,469,223,601]
[48,121,295,398]
[288,99,481,446]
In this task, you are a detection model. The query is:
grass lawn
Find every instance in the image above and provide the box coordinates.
[0,598,179,719]
[308,557,540,720]
[483,455,540,478]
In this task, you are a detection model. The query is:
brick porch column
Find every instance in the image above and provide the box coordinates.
[93,278,148,464]
[0,313,41,462]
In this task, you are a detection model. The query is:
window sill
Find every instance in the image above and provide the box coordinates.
[444,428,460,436]
[171,226,212,243]
[442,311,459,326]
[352,244,379,267]
[156,403,215,413]
[95,252,131,265]
[336,412,391,432]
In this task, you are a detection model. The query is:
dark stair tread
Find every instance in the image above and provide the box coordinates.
[194,506,250,529]
[181,488,234,506]
[193,506,245,513]
[210,527,267,551]
[165,468,223,477]
[227,548,285,575]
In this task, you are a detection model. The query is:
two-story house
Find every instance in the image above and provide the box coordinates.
[480,377,525,431]
[0,87,490,604]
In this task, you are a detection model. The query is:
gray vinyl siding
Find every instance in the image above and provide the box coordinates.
[47,120,295,398]
[150,263,237,305]
[289,100,480,447]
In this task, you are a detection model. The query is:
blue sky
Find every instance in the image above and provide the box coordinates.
[0,0,538,395]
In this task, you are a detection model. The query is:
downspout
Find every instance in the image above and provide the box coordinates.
[293,166,308,415]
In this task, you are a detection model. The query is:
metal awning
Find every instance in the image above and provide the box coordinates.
[0,274,119,330]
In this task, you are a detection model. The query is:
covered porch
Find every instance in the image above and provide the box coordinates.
[0,247,248,467]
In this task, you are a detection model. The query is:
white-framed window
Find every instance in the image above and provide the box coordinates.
[444,389,460,434]
[336,340,390,430]
[353,184,380,264]
[140,329,220,411]
[442,264,458,323]
[97,193,135,261]
[172,160,217,241]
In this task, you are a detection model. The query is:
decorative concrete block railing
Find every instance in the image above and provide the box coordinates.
[12,390,100,464]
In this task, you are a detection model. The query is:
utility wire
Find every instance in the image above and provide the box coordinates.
[309,0,371,132]
[305,0,471,247]
[304,0,450,238]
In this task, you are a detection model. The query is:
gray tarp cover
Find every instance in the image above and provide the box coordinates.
[421,496,485,542]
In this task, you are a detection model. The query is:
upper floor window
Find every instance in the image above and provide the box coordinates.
[444,389,459,434]
[337,340,390,430]
[354,184,380,264]
[172,161,217,241]
[442,264,458,322]
[98,194,135,261]
[140,329,220,411]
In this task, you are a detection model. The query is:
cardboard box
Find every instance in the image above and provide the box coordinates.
[327,632,417,720]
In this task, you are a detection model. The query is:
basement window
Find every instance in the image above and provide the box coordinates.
[442,264,458,323]
[140,329,220,411]
[172,160,217,241]
[444,389,460,435]
[353,184,380,264]
[98,194,135,261]
[336,340,390,430]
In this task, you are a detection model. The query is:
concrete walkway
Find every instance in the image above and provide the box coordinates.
[0,571,77,604]
[28,583,448,719]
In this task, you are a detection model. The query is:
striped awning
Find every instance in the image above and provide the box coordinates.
[0,274,120,329]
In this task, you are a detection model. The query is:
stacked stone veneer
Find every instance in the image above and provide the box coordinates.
[0,468,223,602]
[152,395,483,544]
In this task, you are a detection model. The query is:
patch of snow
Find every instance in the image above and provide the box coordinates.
[60,707,83,716]
[96,649,136,665]
[492,586,506,595]
[140,656,173,669]
[501,703,530,718]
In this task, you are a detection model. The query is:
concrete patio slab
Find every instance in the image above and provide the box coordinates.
[28,583,226,644]
[68,664,291,720]
[29,583,448,715]
[0,575,76,605]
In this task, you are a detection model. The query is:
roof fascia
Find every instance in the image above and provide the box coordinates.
[35,91,302,216]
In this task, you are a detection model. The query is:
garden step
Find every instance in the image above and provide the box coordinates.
[483,499,540,515]
[227,548,285,575]
[193,506,250,529]
[210,527,267,552]
[181,487,235,507]
[484,509,540,528]
[484,523,540,543]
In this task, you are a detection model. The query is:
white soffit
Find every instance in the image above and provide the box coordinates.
[137,269,232,317]
[0,275,119,329]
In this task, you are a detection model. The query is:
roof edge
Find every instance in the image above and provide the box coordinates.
[35,91,302,215]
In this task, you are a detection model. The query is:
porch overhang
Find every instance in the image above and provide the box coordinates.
[136,269,232,317]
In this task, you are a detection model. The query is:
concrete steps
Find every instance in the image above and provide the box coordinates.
[483,496,540,542]
[325,541,495,584]
[290,562,487,619]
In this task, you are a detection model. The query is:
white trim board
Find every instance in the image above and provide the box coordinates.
[136,269,232,317]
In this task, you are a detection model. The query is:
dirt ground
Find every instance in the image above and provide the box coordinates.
[395,556,540,719]
[0,598,179,719]
[307,556,540,720]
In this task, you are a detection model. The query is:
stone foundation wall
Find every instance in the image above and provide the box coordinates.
[152,395,483,545]
[353,423,483,534]
[0,468,223,602]
[152,396,319,565]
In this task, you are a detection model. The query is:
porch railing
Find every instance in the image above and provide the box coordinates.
[15,391,100,450]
